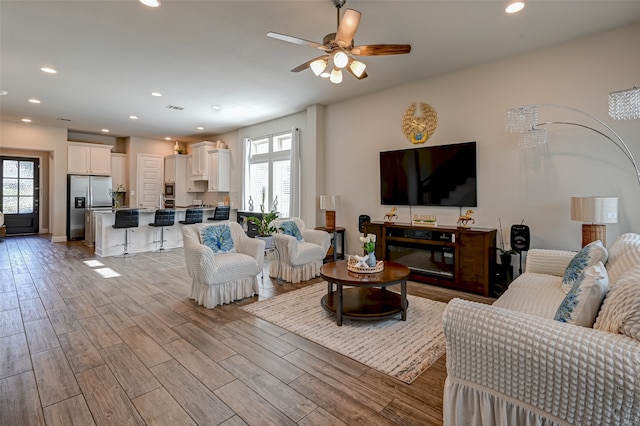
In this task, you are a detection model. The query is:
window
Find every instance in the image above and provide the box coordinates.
[245,131,292,217]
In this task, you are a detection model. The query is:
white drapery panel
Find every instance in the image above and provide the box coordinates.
[289,127,300,217]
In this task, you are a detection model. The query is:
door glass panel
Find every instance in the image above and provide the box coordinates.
[19,197,33,214]
[3,160,18,178]
[2,197,17,214]
[19,179,34,196]
[3,178,18,195]
[20,161,34,178]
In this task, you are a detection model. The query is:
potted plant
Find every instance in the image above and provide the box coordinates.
[247,210,279,248]
[497,218,517,266]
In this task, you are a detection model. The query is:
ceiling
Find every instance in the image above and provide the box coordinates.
[2,0,640,143]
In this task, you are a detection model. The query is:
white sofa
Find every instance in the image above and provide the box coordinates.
[183,221,265,308]
[443,234,640,426]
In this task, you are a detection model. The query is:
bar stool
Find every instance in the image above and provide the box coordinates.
[149,209,175,252]
[179,208,203,225]
[112,209,139,257]
[208,206,230,221]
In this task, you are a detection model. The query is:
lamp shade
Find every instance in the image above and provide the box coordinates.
[319,195,339,211]
[570,196,618,224]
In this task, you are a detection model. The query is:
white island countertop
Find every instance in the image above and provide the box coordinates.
[93,207,228,257]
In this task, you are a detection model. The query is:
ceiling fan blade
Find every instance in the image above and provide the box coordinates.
[335,8,361,47]
[352,44,412,56]
[267,32,328,50]
[290,55,328,73]
[346,67,368,80]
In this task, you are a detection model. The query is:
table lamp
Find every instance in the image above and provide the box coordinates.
[570,196,618,247]
[319,195,339,230]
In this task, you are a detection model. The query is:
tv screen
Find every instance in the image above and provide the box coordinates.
[380,141,477,207]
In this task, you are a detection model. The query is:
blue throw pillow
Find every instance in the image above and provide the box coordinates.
[200,224,235,253]
[555,262,608,327]
[561,240,608,294]
[279,220,304,241]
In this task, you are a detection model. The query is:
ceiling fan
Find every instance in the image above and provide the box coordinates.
[267,0,411,83]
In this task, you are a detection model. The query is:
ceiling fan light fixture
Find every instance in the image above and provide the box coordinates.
[505,1,525,14]
[333,51,349,69]
[320,71,331,78]
[350,60,366,78]
[310,58,328,76]
[330,68,343,84]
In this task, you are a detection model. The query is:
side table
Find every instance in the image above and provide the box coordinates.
[264,245,283,285]
[315,226,345,263]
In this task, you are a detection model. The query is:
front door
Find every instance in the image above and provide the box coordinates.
[1,157,40,234]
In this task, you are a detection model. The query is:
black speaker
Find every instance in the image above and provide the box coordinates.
[358,215,370,233]
[511,224,530,252]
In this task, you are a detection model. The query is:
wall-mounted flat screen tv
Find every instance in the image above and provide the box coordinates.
[380,141,477,207]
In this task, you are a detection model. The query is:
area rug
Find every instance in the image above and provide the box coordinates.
[241,282,447,384]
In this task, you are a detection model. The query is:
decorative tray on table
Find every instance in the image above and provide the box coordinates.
[347,255,384,274]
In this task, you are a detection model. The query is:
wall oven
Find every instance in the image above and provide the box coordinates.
[164,183,175,198]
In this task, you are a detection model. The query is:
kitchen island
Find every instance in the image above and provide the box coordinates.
[93,208,220,257]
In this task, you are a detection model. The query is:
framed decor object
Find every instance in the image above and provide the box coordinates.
[412,214,437,227]
[401,102,438,144]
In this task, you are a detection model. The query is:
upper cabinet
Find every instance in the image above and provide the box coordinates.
[68,142,112,175]
[207,149,231,192]
[190,141,216,180]
[164,156,177,183]
[111,153,127,188]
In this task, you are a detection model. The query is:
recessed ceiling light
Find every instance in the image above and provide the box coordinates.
[129,115,139,120]
[28,99,41,104]
[139,0,160,7]
[196,126,204,130]
[21,118,32,123]
[101,129,110,133]
[210,105,221,111]
[164,137,172,140]
[505,1,525,13]
[151,92,162,97]
[40,67,57,74]
[0,90,8,96]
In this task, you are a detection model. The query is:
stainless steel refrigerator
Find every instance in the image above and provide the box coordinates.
[67,175,112,240]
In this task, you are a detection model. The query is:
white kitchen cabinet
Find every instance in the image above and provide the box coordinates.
[186,156,206,193]
[166,155,205,206]
[190,141,216,180]
[67,142,112,175]
[164,156,176,183]
[207,149,231,192]
[111,153,126,187]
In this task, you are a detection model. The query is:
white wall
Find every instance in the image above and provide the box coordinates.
[324,23,640,254]
[0,122,67,241]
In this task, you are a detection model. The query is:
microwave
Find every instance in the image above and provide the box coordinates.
[164,183,175,198]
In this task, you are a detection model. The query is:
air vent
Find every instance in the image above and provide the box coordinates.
[57,118,72,121]
[166,105,184,111]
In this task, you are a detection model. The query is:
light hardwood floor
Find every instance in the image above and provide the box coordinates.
[0,234,493,426]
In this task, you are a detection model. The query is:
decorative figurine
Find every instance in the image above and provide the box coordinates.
[457,209,476,228]
[384,207,398,223]
[248,196,254,211]
[353,254,369,268]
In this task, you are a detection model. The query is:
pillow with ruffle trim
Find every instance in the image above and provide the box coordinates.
[279,220,304,241]
[594,265,640,340]
[200,224,236,254]
[561,240,607,294]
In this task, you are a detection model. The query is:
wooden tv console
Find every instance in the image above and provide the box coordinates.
[363,222,497,296]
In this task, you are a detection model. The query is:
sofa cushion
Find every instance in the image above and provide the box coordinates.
[561,240,608,294]
[200,224,236,254]
[492,272,566,319]
[594,265,640,340]
[606,247,640,286]
[279,220,304,241]
[554,262,609,327]
[607,232,640,267]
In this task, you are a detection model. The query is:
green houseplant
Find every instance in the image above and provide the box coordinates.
[247,210,279,238]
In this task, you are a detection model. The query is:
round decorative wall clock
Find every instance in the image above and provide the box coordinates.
[401,102,438,144]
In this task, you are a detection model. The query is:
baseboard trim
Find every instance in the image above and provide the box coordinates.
[51,235,67,243]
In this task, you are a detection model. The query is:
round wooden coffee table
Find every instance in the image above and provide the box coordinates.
[320,260,410,326]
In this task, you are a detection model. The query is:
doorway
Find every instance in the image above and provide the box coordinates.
[1,157,40,234]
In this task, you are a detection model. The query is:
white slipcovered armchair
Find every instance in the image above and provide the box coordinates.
[183,221,265,308]
[269,217,331,284]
